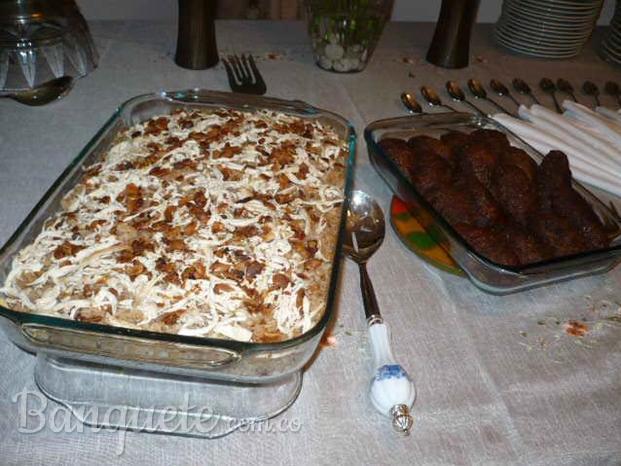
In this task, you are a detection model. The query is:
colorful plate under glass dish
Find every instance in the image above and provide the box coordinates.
[390,196,464,276]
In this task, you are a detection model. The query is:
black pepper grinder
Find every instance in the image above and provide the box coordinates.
[175,0,219,69]
[426,0,480,69]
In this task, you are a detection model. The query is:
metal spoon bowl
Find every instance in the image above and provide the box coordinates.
[344,190,385,265]
[445,81,485,115]
[467,78,512,114]
[400,92,423,114]
[582,80,601,107]
[556,78,577,102]
[2,76,74,106]
[467,78,488,98]
[421,85,457,112]
[539,78,562,113]
[512,78,541,105]
[489,79,521,107]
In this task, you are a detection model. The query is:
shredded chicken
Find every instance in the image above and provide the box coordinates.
[1,108,348,342]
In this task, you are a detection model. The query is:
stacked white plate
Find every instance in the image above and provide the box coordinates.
[600,1,621,65]
[494,0,604,59]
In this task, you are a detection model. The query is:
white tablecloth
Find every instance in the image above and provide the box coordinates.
[0,20,620,465]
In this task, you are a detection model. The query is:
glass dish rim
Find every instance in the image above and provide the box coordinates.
[364,111,621,275]
[0,89,357,353]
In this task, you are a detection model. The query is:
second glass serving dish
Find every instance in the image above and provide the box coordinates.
[365,112,621,294]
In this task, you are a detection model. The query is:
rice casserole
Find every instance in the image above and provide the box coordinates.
[1,107,348,343]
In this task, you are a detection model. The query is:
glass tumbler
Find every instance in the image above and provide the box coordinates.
[305,0,392,73]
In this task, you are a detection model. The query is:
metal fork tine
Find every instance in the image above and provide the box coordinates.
[231,55,247,81]
[240,55,251,81]
[240,54,254,84]
[227,55,243,83]
[225,56,237,82]
[247,54,266,94]
[222,58,239,89]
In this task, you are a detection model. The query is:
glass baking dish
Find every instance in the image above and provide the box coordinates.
[365,112,621,294]
[0,89,355,383]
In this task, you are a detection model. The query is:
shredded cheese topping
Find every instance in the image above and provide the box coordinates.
[1,108,348,342]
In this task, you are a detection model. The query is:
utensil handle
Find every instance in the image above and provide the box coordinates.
[461,98,487,116]
[359,263,381,322]
[508,94,521,107]
[368,322,416,435]
[368,321,395,367]
[162,89,312,114]
[551,93,562,114]
[487,97,512,115]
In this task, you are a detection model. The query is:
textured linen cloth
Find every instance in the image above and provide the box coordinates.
[0,21,620,466]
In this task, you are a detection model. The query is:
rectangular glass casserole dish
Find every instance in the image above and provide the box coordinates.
[365,112,621,294]
[0,89,355,383]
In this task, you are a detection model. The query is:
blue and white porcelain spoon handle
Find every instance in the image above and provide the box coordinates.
[368,317,416,435]
[343,191,415,435]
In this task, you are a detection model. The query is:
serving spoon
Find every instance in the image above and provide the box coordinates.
[539,78,562,113]
[343,190,415,436]
[445,81,486,115]
[1,76,74,106]
[556,78,578,102]
[512,78,541,105]
[489,79,521,107]
[467,78,512,114]
[400,92,423,114]
[420,85,457,112]
[582,81,601,107]
[604,81,621,106]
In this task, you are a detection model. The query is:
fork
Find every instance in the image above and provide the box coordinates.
[222,54,266,95]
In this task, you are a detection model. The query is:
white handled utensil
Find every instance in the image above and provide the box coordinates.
[343,190,415,435]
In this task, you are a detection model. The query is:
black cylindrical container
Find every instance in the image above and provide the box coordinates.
[175,0,219,69]
[426,0,480,69]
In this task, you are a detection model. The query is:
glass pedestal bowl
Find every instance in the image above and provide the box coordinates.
[0,0,98,93]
